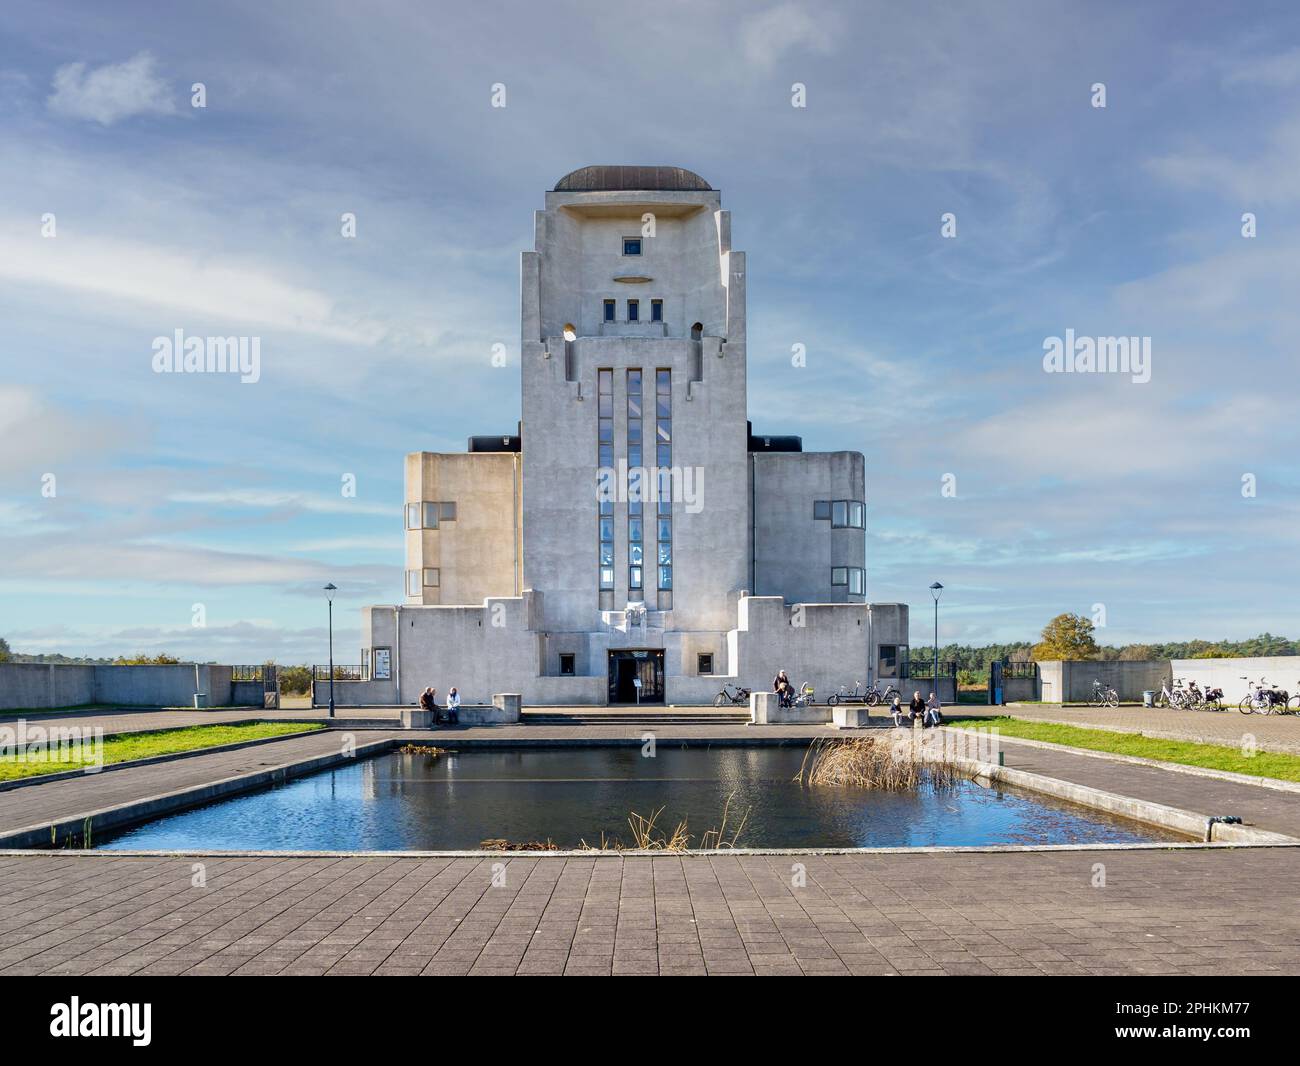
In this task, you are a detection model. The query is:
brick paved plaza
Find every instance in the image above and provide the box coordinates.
[2,705,1299,976]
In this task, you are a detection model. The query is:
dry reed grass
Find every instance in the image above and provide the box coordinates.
[795,734,968,791]
[578,792,750,852]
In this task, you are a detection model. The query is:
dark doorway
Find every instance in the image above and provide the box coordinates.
[608,650,665,704]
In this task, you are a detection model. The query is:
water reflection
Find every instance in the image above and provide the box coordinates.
[99,747,1182,851]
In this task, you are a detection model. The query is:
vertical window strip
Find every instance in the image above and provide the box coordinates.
[627,369,643,593]
[656,368,672,591]
[598,369,614,590]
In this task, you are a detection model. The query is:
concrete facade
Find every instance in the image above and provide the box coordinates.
[361,166,907,705]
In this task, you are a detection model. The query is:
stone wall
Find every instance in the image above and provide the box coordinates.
[0,663,238,711]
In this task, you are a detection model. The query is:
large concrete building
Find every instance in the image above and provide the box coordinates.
[359,166,908,705]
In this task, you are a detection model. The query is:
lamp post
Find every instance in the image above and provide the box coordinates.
[324,583,337,719]
[929,582,944,694]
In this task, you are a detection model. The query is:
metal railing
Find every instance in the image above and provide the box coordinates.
[1000,660,1038,679]
[313,664,367,681]
[231,665,266,681]
[905,660,957,680]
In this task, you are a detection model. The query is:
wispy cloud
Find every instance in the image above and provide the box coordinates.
[47,52,176,125]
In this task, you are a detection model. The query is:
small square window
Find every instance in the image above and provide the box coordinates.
[405,570,421,596]
[423,568,440,587]
[559,653,576,676]
[627,299,639,322]
[831,567,848,586]
[698,653,714,675]
[422,502,439,529]
[603,299,615,322]
[813,500,831,520]
[439,502,456,522]
[623,237,642,256]
[651,299,663,322]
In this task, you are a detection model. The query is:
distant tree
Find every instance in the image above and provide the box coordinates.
[1032,613,1100,661]
[1119,644,1157,661]
[0,636,10,663]
[278,665,312,695]
[113,653,181,665]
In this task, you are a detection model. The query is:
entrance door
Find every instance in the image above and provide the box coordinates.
[608,650,665,704]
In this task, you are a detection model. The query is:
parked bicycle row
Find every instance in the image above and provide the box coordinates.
[714,673,913,708]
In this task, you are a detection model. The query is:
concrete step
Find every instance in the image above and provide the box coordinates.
[523,711,751,726]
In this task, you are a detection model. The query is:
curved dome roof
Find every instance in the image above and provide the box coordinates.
[554,165,712,192]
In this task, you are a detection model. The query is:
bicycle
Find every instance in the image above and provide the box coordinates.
[865,683,902,707]
[1087,679,1119,708]
[790,682,816,707]
[1238,677,1286,715]
[827,680,868,706]
[713,682,751,707]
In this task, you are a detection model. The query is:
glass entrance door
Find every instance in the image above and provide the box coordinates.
[607,650,665,704]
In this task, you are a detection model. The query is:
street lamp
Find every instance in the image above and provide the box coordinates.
[324,583,337,719]
[929,582,944,695]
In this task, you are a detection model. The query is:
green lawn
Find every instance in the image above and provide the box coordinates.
[0,722,324,782]
[950,716,1300,783]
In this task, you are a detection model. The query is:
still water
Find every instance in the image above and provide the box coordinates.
[98,746,1181,850]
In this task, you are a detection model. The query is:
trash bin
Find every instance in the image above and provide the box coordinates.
[193,693,208,709]
[1142,690,1154,708]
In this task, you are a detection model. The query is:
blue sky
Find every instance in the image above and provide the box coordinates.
[1,0,1298,664]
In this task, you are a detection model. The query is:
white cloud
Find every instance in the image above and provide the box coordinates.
[740,4,837,70]
[47,52,176,125]
[0,223,387,345]
[167,489,393,517]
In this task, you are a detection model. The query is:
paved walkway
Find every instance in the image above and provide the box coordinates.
[963,703,1300,755]
[0,848,1296,975]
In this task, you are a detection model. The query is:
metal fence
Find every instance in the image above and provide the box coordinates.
[313,664,367,681]
[905,660,958,680]
[1000,660,1038,679]
[231,665,266,681]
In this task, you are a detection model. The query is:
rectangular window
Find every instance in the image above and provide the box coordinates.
[405,570,421,596]
[439,502,456,522]
[831,567,847,586]
[628,369,643,592]
[603,298,616,322]
[656,369,672,593]
[559,653,575,676]
[849,567,864,596]
[598,369,614,591]
[832,500,865,528]
[651,299,663,322]
[423,568,440,587]
[878,644,898,675]
[698,653,714,675]
[405,503,420,530]
[627,299,639,322]
[813,499,831,520]
[422,502,440,529]
[623,237,642,256]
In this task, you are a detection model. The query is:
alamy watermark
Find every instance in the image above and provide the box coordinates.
[0,719,104,773]
[1042,329,1150,384]
[597,461,704,514]
[152,329,261,383]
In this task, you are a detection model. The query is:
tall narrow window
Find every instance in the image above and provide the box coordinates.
[603,298,616,322]
[598,369,614,591]
[651,299,663,322]
[656,368,672,602]
[627,299,639,322]
[627,369,643,594]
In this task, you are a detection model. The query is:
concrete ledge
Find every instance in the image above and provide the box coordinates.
[953,756,1297,845]
[399,708,431,729]
[0,737,393,850]
[831,705,872,729]
[750,691,830,725]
